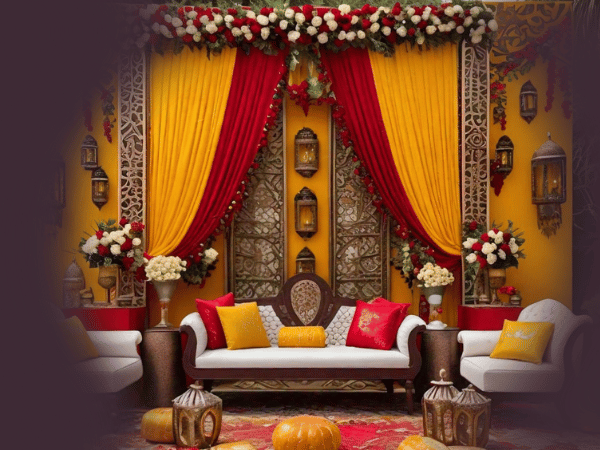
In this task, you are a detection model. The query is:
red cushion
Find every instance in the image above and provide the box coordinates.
[346,300,403,350]
[195,293,235,349]
[372,297,411,329]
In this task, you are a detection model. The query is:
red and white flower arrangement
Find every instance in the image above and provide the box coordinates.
[143,255,187,281]
[79,218,145,271]
[134,2,497,55]
[391,225,435,289]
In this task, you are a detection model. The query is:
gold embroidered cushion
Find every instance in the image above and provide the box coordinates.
[490,320,555,364]
[216,302,271,350]
[345,300,403,350]
[61,316,99,362]
[278,326,326,348]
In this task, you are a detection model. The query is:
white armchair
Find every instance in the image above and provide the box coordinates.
[457,299,592,394]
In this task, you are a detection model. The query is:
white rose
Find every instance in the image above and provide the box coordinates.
[100,237,111,247]
[295,13,306,24]
[471,34,483,44]
[448,20,456,29]
[407,7,415,17]
[116,236,126,245]
[445,7,455,17]
[190,32,200,42]
[416,35,425,45]
[288,30,300,42]
[426,25,436,35]
[172,17,184,28]
[327,20,338,31]
[244,33,253,41]
[206,23,218,34]
[245,11,256,20]
[151,22,160,33]
[411,15,421,24]
[269,12,277,23]
[369,12,380,23]
[370,23,380,33]
[466,253,478,264]
[453,5,464,15]
[279,20,288,30]
[478,19,486,26]
[257,15,269,26]
[488,19,498,32]
[324,12,334,22]
[397,26,407,37]
[422,11,430,21]
[311,16,323,27]
[186,25,197,35]
[471,6,481,17]
[285,8,294,19]
[456,26,465,34]
[357,30,366,39]
[498,249,507,260]
[225,15,234,23]
[110,244,121,256]
[338,30,347,40]
[494,235,504,245]
[317,32,328,44]
[213,14,223,25]
[339,4,351,15]
[486,253,497,265]
[132,238,141,246]
[464,16,473,27]
[509,241,519,254]
[232,27,242,37]
[200,15,209,25]
[241,25,249,33]
[159,25,172,38]
[351,15,359,25]
[163,14,172,23]
[482,242,497,255]
[261,27,270,39]
[305,26,316,36]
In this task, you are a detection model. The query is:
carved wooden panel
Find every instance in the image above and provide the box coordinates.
[331,124,389,300]
[228,110,286,300]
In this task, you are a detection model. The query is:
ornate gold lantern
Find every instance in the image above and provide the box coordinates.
[531,133,567,237]
[294,127,319,178]
[494,135,514,176]
[520,80,537,123]
[173,383,222,449]
[296,247,315,274]
[294,187,317,240]
[422,369,459,446]
[452,384,491,448]
[81,135,99,170]
[91,166,109,209]
[63,259,85,308]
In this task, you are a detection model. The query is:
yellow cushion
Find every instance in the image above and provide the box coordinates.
[211,442,257,450]
[272,415,341,450]
[278,326,326,348]
[61,316,99,362]
[398,435,450,450]
[141,407,174,443]
[490,320,555,364]
[217,302,271,350]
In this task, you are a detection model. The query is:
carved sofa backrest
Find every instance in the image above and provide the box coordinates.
[236,273,357,346]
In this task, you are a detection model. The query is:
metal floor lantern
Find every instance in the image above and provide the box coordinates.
[452,384,491,448]
[173,382,222,448]
[422,369,459,446]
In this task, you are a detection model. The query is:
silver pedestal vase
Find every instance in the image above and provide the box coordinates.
[151,279,178,328]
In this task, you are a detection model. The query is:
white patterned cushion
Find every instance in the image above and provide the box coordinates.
[258,305,285,345]
[325,306,355,346]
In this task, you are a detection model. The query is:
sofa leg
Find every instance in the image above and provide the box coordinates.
[383,380,394,395]
[405,380,414,415]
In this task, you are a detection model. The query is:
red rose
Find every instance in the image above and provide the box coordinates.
[182,34,193,43]
[362,19,371,30]
[250,23,261,34]
[418,20,427,30]
[131,222,145,233]
[386,33,396,44]
[392,3,402,16]
[122,257,134,271]
[408,28,416,36]
[143,252,153,260]
[410,254,420,265]
[95,230,104,240]
[227,8,238,16]
[481,233,490,242]
[382,17,395,27]
[469,220,478,231]
[425,248,435,256]
[193,254,202,264]
[354,169,360,175]
[503,232,511,242]
[409,241,415,249]
[121,238,133,252]
[135,266,147,282]
[476,255,487,268]
[302,4,313,17]
[98,245,110,257]
[471,242,483,252]
[367,185,375,194]
[500,244,511,254]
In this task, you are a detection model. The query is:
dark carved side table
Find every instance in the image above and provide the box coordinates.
[141,327,187,408]
[415,327,465,399]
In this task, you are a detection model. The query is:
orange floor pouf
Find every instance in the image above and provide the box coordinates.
[398,435,450,450]
[140,408,175,443]
[211,442,257,449]
[272,415,341,450]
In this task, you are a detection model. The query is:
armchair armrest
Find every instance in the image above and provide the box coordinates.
[180,312,208,361]
[397,315,426,357]
[457,330,502,358]
[87,330,142,358]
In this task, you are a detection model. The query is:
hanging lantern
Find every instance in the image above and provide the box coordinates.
[452,384,491,448]
[294,187,318,240]
[531,132,567,237]
[422,369,459,446]
[81,135,99,170]
[294,128,319,178]
[91,166,109,209]
[494,135,514,176]
[296,247,316,274]
[173,383,222,449]
[63,259,85,308]
[520,80,538,123]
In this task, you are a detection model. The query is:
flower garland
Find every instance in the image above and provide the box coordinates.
[491,16,572,130]
[100,86,116,143]
[133,2,497,56]
[390,225,436,289]
[286,49,333,115]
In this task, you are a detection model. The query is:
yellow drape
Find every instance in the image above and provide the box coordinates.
[148,46,236,256]
[369,44,461,257]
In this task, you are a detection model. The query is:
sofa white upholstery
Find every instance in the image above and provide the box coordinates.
[458,299,592,393]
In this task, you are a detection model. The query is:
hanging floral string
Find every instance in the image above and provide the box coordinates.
[100,86,116,143]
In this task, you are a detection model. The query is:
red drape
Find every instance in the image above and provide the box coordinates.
[322,48,459,270]
[172,47,287,258]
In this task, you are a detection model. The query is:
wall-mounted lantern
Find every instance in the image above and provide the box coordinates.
[520,80,537,124]
[91,166,109,209]
[296,247,316,274]
[294,187,317,240]
[531,132,566,237]
[81,135,99,170]
[294,127,319,178]
[494,135,514,176]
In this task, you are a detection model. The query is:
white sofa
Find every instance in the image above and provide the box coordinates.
[180,273,426,413]
[457,299,592,393]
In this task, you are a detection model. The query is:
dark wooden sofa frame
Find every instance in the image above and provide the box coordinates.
[180,273,425,413]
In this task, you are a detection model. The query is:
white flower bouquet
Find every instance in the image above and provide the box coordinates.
[144,255,187,281]
[416,262,455,288]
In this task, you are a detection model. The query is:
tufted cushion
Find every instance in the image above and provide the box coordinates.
[141,408,174,443]
[325,306,355,346]
[258,305,285,345]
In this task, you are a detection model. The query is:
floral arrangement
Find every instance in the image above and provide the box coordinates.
[181,246,219,286]
[416,262,455,288]
[498,285,518,296]
[391,225,435,288]
[144,255,187,281]
[79,218,145,270]
[462,220,525,278]
[131,2,497,55]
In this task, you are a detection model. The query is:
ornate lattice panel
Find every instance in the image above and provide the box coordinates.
[461,42,490,303]
[331,125,389,300]
[117,49,147,307]
[228,110,286,300]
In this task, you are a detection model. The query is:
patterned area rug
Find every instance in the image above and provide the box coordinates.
[94,392,600,450]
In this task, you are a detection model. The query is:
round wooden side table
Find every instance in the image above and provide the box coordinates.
[142,327,187,408]
[415,327,465,398]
